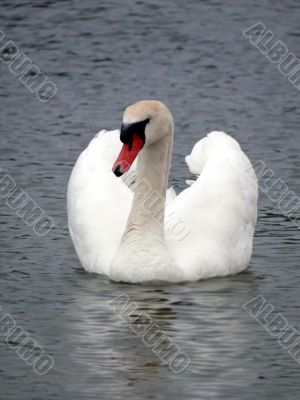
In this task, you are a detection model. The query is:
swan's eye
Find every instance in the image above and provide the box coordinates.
[120,118,150,148]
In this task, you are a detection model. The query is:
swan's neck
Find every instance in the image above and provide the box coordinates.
[123,131,173,243]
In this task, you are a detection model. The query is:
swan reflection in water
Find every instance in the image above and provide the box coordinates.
[64,270,259,398]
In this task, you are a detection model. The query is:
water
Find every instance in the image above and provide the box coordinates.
[1,0,300,398]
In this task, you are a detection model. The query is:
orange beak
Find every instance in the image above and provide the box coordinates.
[112,133,144,177]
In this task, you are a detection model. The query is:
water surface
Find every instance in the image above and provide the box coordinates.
[1,0,300,399]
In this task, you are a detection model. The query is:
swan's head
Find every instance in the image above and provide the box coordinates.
[113,100,173,177]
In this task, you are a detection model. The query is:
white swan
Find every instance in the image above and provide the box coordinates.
[67,100,258,283]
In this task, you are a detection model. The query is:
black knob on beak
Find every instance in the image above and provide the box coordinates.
[120,118,150,146]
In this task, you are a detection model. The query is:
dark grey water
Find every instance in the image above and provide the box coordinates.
[1,0,300,398]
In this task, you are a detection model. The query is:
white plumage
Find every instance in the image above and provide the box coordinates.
[67,101,258,283]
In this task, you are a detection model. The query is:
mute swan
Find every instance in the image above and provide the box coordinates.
[67,100,258,283]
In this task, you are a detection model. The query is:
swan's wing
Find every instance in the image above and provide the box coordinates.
[165,132,258,280]
[68,130,179,275]
[67,130,133,274]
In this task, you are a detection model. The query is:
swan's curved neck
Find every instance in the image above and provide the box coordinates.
[123,130,173,243]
